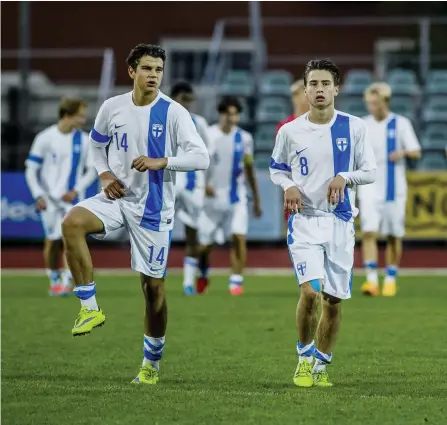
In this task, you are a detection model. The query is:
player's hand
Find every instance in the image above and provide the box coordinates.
[131,156,168,171]
[284,186,302,213]
[253,198,262,218]
[327,175,346,205]
[205,185,215,198]
[61,190,78,203]
[35,197,47,211]
[100,171,125,200]
[389,149,405,162]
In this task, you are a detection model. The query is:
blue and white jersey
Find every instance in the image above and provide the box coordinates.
[270,111,376,221]
[358,113,420,202]
[206,124,254,208]
[90,91,208,232]
[25,125,93,203]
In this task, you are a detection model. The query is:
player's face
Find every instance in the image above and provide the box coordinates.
[68,106,87,129]
[129,55,164,94]
[365,93,388,118]
[220,106,240,127]
[305,70,339,109]
[175,92,195,111]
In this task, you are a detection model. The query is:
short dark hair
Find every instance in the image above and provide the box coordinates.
[217,96,243,114]
[126,44,166,70]
[171,81,194,98]
[59,97,87,119]
[304,59,340,86]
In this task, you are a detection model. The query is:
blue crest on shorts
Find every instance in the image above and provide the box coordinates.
[296,262,306,276]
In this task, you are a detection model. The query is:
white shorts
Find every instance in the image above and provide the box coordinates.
[287,214,355,300]
[198,200,248,246]
[41,199,72,240]
[359,198,406,238]
[175,187,204,230]
[76,193,172,278]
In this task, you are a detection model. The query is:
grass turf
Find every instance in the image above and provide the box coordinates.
[2,274,447,425]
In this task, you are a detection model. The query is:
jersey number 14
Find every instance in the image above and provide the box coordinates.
[114,132,128,152]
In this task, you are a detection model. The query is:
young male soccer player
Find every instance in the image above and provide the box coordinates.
[170,81,210,295]
[196,96,262,295]
[359,82,421,297]
[270,59,376,387]
[276,79,310,133]
[25,97,96,296]
[62,44,209,384]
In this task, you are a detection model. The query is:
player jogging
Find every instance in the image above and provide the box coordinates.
[270,59,376,387]
[170,81,210,295]
[61,44,209,384]
[25,97,96,296]
[359,82,421,297]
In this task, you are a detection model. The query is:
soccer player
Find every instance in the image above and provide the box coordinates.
[359,82,421,297]
[196,96,262,295]
[61,44,209,384]
[270,59,376,387]
[170,81,210,295]
[276,79,309,133]
[25,97,96,296]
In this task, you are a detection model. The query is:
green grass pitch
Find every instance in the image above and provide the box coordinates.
[2,273,447,425]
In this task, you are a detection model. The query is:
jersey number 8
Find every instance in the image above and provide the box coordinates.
[300,157,309,176]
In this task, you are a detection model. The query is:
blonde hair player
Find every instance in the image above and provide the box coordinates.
[359,82,421,297]
[276,79,310,133]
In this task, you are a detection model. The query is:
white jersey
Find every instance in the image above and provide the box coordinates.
[90,91,208,232]
[207,124,254,207]
[358,113,420,202]
[270,110,376,221]
[25,125,95,203]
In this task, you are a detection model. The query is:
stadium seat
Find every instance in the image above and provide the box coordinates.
[417,154,447,170]
[254,153,272,169]
[255,98,290,123]
[219,70,254,97]
[390,96,416,121]
[260,71,293,96]
[337,97,367,117]
[422,97,447,123]
[342,69,373,95]
[420,124,447,150]
[254,124,277,150]
[425,70,447,95]
[387,69,420,95]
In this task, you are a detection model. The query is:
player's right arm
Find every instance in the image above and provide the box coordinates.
[269,128,302,212]
[25,133,48,211]
[89,101,125,200]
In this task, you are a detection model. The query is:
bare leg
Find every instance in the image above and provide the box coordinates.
[315,293,342,354]
[296,282,320,346]
[362,231,378,284]
[230,234,246,275]
[141,274,168,337]
[43,239,62,270]
[385,235,402,268]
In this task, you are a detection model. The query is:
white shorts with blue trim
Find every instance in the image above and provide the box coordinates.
[175,186,205,230]
[287,214,355,300]
[41,199,72,240]
[76,193,172,278]
[198,199,248,245]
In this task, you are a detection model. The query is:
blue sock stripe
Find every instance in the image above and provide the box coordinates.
[314,349,332,364]
[73,284,96,300]
[144,340,165,352]
[386,266,398,277]
[184,257,198,266]
[143,348,163,361]
[365,261,377,269]
[297,341,315,357]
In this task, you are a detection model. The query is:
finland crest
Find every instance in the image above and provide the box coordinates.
[152,124,164,139]
[336,138,348,152]
[296,262,306,276]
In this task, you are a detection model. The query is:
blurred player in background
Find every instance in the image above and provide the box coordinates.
[196,96,262,295]
[25,97,96,296]
[276,79,309,133]
[359,82,421,297]
[62,44,209,384]
[270,59,376,387]
[171,81,210,295]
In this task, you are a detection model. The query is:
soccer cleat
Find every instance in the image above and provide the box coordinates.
[131,364,159,385]
[49,285,63,296]
[313,370,334,387]
[361,281,379,296]
[382,280,397,297]
[293,361,314,387]
[60,285,73,296]
[196,277,209,294]
[183,286,196,296]
[72,306,105,337]
[229,285,244,296]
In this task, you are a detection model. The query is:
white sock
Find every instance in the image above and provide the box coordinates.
[142,335,165,371]
[183,257,198,287]
[61,269,73,288]
[312,359,327,373]
[364,261,378,284]
[73,282,99,311]
[46,269,60,287]
[297,340,315,364]
[385,265,398,283]
[229,274,243,289]
[313,349,332,373]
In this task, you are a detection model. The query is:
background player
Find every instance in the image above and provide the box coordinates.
[61,44,209,384]
[170,81,210,295]
[359,82,421,297]
[276,79,310,133]
[196,96,262,295]
[270,59,376,387]
[25,97,96,296]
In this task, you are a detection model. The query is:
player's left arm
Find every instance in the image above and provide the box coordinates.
[72,136,98,197]
[393,117,421,161]
[243,132,262,217]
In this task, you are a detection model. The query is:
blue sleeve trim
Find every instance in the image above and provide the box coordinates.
[27,155,43,164]
[270,158,292,172]
[90,128,109,144]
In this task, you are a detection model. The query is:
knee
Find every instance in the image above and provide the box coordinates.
[363,232,376,241]
[300,281,320,311]
[141,277,165,299]
[62,208,88,238]
[322,293,341,318]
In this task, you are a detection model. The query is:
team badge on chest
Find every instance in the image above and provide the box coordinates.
[152,124,164,138]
